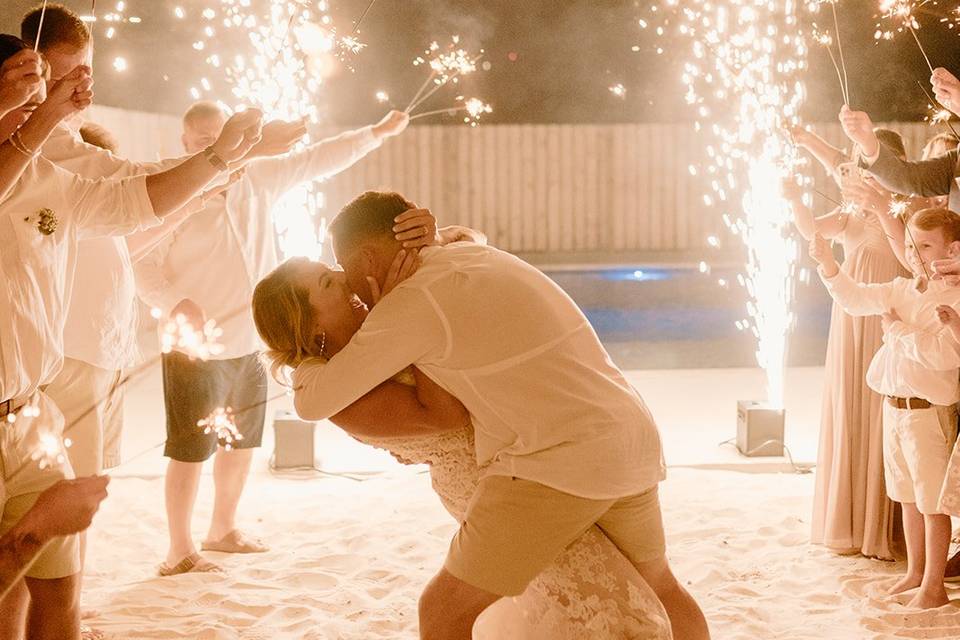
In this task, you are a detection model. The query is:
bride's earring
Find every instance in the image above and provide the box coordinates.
[316,331,327,358]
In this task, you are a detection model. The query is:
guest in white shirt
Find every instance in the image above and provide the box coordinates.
[0,32,268,639]
[810,208,960,610]
[269,191,708,640]
[134,100,410,576]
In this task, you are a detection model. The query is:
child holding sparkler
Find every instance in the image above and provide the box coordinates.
[809,207,960,609]
[784,128,909,560]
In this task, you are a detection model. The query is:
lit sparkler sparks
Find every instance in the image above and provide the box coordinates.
[197,407,244,450]
[375,90,390,103]
[32,433,72,470]
[876,0,936,73]
[889,199,910,219]
[932,107,953,124]
[404,36,484,114]
[643,0,811,409]
[408,96,492,126]
[609,83,627,98]
[160,315,225,360]
[187,1,364,262]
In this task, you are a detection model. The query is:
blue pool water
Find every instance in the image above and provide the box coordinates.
[541,265,833,370]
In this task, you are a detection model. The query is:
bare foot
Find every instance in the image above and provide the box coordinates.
[907,586,949,609]
[887,574,923,596]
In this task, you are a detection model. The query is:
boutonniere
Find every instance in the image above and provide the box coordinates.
[23,208,58,236]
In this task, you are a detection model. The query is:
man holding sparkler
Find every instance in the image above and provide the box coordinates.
[0,28,273,638]
[135,101,410,577]
[17,8,306,627]
[844,104,960,214]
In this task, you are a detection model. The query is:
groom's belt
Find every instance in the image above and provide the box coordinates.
[886,396,932,411]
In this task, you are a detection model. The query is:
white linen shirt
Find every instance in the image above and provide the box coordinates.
[135,127,382,360]
[821,269,960,406]
[0,157,159,401]
[41,123,186,370]
[292,243,667,500]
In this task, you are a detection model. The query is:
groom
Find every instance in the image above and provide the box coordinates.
[292,191,709,640]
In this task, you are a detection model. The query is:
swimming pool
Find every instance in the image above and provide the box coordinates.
[541,265,832,370]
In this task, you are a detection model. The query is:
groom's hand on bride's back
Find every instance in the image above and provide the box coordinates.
[393,208,440,249]
[366,248,421,306]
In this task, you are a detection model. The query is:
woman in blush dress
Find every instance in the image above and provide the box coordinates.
[784,126,910,560]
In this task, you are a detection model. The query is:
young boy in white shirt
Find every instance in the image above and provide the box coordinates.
[809,207,960,609]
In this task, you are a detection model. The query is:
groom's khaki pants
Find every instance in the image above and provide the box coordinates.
[445,475,665,596]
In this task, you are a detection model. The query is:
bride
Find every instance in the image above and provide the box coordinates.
[251,230,673,639]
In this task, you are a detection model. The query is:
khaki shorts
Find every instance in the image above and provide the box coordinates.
[0,391,80,579]
[445,475,665,596]
[883,402,958,515]
[44,357,125,476]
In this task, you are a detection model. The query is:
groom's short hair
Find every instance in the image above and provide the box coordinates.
[330,190,417,251]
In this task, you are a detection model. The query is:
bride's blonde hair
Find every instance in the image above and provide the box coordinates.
[252,258,323,385]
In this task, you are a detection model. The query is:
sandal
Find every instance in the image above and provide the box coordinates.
[157,552,223,577]
[201,529,269,554]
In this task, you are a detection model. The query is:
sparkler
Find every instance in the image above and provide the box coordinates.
[160,315,225,360]
[609,83,627,99]
[643,0,810,409]
[889,198,932,279]
[404,37,483,114]
[408,96,492,126]
[812,24,848,104]
[32,1,48,52]
[877,0,936,74]
[917,79,960,137]
[827,1,850,103]
[197,407,244,450]
[32,433,71,470]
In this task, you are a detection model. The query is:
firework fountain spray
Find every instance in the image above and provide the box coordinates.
[644,0,814,409]
[187,0,365,262]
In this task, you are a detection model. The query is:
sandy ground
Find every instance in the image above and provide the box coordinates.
[73,366,960,638]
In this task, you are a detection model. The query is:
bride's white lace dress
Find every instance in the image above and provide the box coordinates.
[355,403,672,639]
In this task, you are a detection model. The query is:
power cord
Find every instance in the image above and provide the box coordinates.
[718,437,815,474]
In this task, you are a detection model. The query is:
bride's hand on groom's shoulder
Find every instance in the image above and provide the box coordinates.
[367,248,421,306]
[393,208,440,249]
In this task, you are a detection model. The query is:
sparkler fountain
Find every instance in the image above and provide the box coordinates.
[645,1,814,435]
[186,0,364,262]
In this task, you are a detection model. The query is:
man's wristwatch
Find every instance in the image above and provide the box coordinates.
[202,146,229,172]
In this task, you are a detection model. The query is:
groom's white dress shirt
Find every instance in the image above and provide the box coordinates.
[136,127,383,360]
[293,243,666,500]
[0,157,159,402]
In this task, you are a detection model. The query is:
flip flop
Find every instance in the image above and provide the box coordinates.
[201,529,269,554]
[157,552,223,577]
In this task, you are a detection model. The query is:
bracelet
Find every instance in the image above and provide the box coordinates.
[202,146,229,172]
[8,130,36,157]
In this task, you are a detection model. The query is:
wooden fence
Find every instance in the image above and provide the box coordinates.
[320,121,943,257]
[85,109,944,258]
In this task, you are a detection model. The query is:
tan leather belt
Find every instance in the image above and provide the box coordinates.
[886,396,932,410]
[0,395,30,420]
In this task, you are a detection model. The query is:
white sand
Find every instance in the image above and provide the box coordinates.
[80,465,960,639]
[74,365,960,638]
